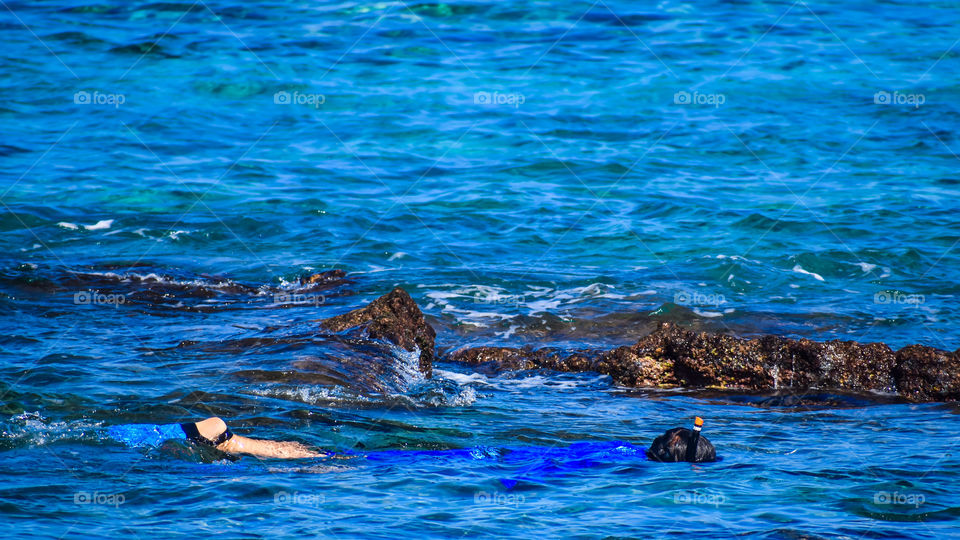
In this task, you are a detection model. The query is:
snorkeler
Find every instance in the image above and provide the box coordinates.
[106,416,326,458]
[106,416,717,463]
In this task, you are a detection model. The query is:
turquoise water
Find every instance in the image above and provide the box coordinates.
[2,0,960,537]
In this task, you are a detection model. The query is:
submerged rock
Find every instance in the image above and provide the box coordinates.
[320,288,435,378]
[446,323,957,402]
[300,269,348,287]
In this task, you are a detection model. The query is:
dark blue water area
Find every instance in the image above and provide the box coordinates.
[3,0,960,537]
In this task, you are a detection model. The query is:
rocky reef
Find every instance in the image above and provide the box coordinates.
[320,287,436,378]
[447,323,960,402]
[323,288,958,403]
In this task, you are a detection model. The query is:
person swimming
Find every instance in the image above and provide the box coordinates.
[106,416,717,463]
[646,417,717,463]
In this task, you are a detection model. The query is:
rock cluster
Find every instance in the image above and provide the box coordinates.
[321,287,436,378]
[322,289,959,402]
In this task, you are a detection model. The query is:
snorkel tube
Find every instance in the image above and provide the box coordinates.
[685,417,704,462]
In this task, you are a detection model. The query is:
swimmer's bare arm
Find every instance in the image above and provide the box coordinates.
[193,417,327,459]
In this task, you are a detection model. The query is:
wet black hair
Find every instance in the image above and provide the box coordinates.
[647,427,717,463]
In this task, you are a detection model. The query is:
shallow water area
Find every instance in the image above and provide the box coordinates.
[2,0,960,537]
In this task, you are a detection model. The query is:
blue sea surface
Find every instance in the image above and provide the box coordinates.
[2,0,960,538]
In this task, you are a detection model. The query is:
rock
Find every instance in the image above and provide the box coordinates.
[593,347,674,387]
[443,323,930,400]
[893,345,960,402]
[320,287,436,378]
[300,269,347,286]
[446,346,542,373]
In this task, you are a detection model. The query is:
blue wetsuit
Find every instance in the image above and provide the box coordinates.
[105,424,648,472]
[365,440,647,464]
[105,423,187,447]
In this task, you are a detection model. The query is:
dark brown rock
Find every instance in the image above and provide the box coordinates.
[443,323,929,400]
[321,287,436,378]
[446,346,542,372]
[301,269,347,285]
[593,346,675,387]
[893,345,960,402]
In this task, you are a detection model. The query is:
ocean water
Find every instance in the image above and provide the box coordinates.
[2,0,959,538]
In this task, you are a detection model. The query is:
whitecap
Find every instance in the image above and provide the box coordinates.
[792,264,825,282]
[84,219,113,231]
[57,222,79,230]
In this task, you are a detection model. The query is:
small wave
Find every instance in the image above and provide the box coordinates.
[792,264,826,282]
[245,368,478,409]
[244,385,374,406]
[406,378,478,407]
[56,220,113,231]
[423,282,633,327]
[0,412,102,448]
[71,270,268,295]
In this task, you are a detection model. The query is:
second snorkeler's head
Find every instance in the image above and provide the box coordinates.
[647,424,717,463]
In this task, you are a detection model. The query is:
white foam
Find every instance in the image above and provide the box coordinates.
[715,254,762,264]
[856,262,877,273]
[526,299,561,313]
[433,369,491,386]
[496,324,520,340]
[79,271,270,295]
[792,264,825,282]
[84,219,113,231]
[57,222,78,230]
[245,385,370,405]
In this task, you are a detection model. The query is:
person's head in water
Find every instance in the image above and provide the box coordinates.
[647,427,717,463]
